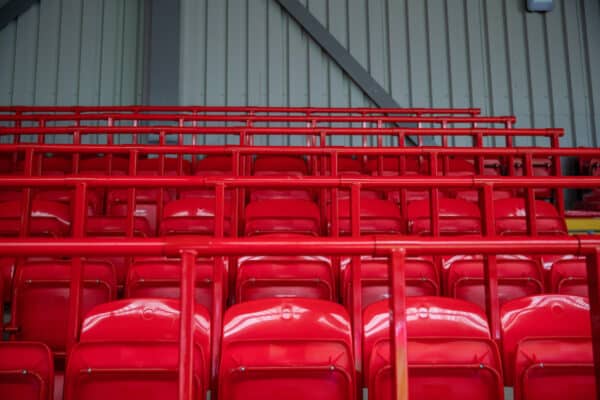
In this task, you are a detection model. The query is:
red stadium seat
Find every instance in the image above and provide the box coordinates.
[137,156,191,175]
[64,299,211,400]
[125,257,227,312]
[195,155,233,174]
[9,260,117,358]
[339,255,439,309]
[443,254,544,309]
[0,342,54,400]
[219,298,355,400]
[546,255,587,296]
[363,297,503,400]
[333,198,403,235]
[494,198,567,235]
[366,156,422,175]
[513,157,554,199]
[34,189,101,216]
[39,156,72,175]
[236,239,336,302]
[107,188,171,236]
[407,198,481,235]
[78,156,129,175]
[160,198,232,236]
[253,155,308,175]
[245,199,320,236]
[500,295,595,399]
[0,200,71,237]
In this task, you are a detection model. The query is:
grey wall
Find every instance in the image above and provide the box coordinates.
[180,0,600,147]
[0,0,145,107]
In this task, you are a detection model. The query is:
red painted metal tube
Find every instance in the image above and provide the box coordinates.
[0,113,514,125]
[0,105,481,115]
[179,250,196,400]
[5,144,599,158]
[390,248,408,400]
[0,236,597,257]
[586,247,600,400]
[0,126,561,137]
[0,175,598,190]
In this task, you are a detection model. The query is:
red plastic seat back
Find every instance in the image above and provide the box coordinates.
[219,298,355,400]
[253,156,308,175]
[500,295,592,388]
[126,257,226,311]
[363,297,502,400]
[407,198,481,235]
[11,261,117,356]
[65,299,211,400]
[137,157,191,175]
[0,200,71,237]
[494,198,567,235]
[0,342,54,400]
[333,199,403,235]
[245,199,320,236]
[160,198,232,236]
[78,156,128,175]
[339,255,438,309]
[443,254,544,310]
[236,246,335,302]
[547,255,587,296]
[195,155,233,174]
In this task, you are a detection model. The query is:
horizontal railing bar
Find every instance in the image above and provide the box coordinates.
[0,114,512,124]
[0,126,561,137]
[0,236,596,257]
[1,105,481,115]
[0,175,598,189]
[0,144,595,157]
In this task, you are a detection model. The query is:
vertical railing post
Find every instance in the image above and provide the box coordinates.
[350,183,362,395]
[585,247,600,398]
[390,248,408,400]
[524,154,538,236]
[179,249,197,400]
[482,184,501,342]
[66,183,87,353]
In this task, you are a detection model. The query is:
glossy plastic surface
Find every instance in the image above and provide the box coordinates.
[160,198,232,236]
[11,260,117,356]
[219,298,355,400]
[64,298,211,400]
[0,342,54,400]
[334,199,403,235]
[407,198,482,235]
[500,295,592,389]
[546,255,587,296]
[494,198,567,235]
[443,254,544,310]
[245,199,321,236]
[363,297,502,400]
[0,200,71,237]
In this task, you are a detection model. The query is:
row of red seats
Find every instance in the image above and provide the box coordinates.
[1,294,593,400]
[0,197,580,297]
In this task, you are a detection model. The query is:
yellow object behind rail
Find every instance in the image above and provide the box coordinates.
[566,218,600,234]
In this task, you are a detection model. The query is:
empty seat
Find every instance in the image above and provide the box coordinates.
[407,198,481,235]
[546,255,587,296]
[125,257,227,311]
[137,156,191,175]
[236,238,336,302]
[253,155,308,175]
[339,255,439,309]
[219,298,355,400]
[8,260,117,358]
[194,155,233,174]
[443,254,544,310]
[245,199,320,236]
[0,342,54,400]
[333,198,403,235]
[366,156,422,175]
[494,198,567,235]
[0,200,71,237]
[513,157,554,199]
[64,299,211,400]
[0,257,13,303]
[501,295,595,399]
[78,156,128,175]
[160,198,232,236]
[363,297,503,400]
[34,189,101,216]
[107,188,171,236]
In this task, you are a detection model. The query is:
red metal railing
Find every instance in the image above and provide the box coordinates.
[1,174,600,399]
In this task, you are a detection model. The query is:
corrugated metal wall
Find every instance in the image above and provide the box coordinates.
[180,0,600,147]
[0,0,145,107]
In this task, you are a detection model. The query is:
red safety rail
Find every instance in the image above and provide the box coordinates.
[1,173,600,400]
[0,143,582,215]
